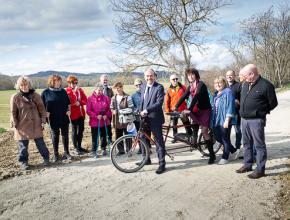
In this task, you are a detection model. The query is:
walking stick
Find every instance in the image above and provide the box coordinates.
[95,118,101,158]
[45,106,53,139]
[103,118,110,155]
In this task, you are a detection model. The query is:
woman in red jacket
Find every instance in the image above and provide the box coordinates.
[66,75,88,154]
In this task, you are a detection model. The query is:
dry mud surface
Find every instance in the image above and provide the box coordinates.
[0,91,290,220]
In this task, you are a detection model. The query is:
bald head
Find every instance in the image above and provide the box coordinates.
[239,64,259,83]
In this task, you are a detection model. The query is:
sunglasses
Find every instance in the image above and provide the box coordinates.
[72,81,78,85]
[171,78,178,81]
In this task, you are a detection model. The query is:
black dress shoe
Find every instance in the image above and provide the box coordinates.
[79,147,89,153]
[208,155,216,164]
[155,166,166,174]
[136,158,151,166]
[248,171,265,179]
[236,166,252,173]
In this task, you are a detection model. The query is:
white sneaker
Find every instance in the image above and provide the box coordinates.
[218,159,229,165]
[230,149,240,160]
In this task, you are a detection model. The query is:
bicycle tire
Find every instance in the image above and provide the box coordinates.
[197,129,222,156]
[110,134,150,173]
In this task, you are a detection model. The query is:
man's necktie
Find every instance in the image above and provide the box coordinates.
[144,86,151,108]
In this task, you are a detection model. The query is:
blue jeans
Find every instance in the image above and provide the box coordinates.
[18,138,49,163]
[214,125,236,160]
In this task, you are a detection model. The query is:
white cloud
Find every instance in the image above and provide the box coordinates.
[191,43,234,69]
[0,0,112,31]
[170,43,234,70]
[0,38,118,75]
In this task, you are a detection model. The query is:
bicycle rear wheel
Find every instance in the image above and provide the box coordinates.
[110,134,150,173]
[197,129,222,156]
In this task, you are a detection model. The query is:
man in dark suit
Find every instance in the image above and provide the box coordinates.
[140,68,166,174]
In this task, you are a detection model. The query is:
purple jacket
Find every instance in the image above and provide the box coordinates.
[87,92,111,127]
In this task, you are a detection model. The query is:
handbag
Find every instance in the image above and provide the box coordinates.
[118,108,135,124]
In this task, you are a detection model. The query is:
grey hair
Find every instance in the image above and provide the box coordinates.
[15,76,33,90]
[95,83,104,90]
[144,68,157,76]
[100,74,108,80]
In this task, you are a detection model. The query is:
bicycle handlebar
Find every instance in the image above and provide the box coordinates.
[165,111,182,118]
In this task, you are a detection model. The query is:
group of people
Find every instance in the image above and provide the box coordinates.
[10,63,278,178]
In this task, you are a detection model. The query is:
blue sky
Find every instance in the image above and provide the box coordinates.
[0,0,286,75]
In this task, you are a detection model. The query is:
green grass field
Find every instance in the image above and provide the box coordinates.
[0,86,136,130]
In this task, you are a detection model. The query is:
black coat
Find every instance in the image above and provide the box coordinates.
[176,81,211,112]
[41,88,70,128]
[240,76,278,119]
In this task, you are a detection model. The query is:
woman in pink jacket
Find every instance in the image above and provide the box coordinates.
[87,83,112,156]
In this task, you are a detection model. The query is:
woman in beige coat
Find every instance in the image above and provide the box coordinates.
[10,76,50,170]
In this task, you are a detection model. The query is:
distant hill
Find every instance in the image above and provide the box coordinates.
[28,70,105,78]
[27,70,171,79]
[0,70,173,90]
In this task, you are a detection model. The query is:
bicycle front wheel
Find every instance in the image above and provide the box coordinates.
[110,134,150,173]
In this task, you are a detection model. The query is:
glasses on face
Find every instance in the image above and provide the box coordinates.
[135,84,141,87]
[72,81,78,85]
[171,78,178,81]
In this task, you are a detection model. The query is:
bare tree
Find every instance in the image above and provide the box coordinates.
[237,4,290,87]
[111,0,229,73]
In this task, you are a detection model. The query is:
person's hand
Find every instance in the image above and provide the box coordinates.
[41,123,45,131]
[182,110,191,116]
[46,112,50,118]
[66,111,71,117]
[140,110,147,117]
[103,115,107,120]
[75,101,80,106]
[235,100,240,108]
[97,115,102,120]
[223,120,229,128]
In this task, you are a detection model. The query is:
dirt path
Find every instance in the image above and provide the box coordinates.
[0,91,290,220]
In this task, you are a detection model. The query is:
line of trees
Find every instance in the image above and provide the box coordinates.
[224,4,290,87]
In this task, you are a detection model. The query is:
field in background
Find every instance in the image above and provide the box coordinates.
[0,85,136,130]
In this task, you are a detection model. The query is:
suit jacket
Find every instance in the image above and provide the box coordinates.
[140,81,165,126]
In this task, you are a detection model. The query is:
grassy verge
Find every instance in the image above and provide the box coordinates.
[0,127,6,134]
[276,83,290,93]
[0,86,137,130]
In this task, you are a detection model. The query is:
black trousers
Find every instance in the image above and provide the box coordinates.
[91,127,107,151]
[50,123,69,156]
[108,118,113,142]
[115,128,132,153]
[172,115,192,136]
[134,120,140,132]
[71,117,85,150]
